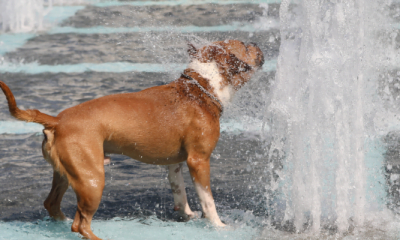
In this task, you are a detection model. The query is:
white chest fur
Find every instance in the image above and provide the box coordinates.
[188,59,234,106]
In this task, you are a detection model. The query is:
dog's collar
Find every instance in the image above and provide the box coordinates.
[181,73,224,113]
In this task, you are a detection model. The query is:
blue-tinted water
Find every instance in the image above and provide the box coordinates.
[44,6,85,25]
[0,33,35,55]
[0,216,259,240]
[0,61,276,74]
[0,0,398,239]
[0,117,265,134]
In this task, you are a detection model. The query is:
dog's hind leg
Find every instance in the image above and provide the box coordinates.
[44,171,69,220]
[167,163,198,220]
[186,155,225,227]
[42,130,69,220]
[70,178,104,240]
[56,139,105,240]
[70,163,105,240]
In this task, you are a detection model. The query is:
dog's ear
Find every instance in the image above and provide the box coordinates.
[200,45,220,62]
[187,43,198,58]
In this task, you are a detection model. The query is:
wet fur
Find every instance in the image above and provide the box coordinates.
[0,40,264,240]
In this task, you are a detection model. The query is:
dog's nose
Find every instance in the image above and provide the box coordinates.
[247,42,264,67]
[258,51,265,67]
[248,42,258,47]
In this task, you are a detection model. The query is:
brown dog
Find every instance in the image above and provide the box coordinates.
[0,40,264,240]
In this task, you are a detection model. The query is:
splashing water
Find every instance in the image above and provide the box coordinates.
[0,0,53,32]
[0,0,99,32]
[263,0,400,236]
[3,0,400,239]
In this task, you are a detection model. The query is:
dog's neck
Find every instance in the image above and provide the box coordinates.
[188,59,234,106]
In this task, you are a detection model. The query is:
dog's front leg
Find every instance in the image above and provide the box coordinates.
[167,163,198,220]
[186,157,225,227]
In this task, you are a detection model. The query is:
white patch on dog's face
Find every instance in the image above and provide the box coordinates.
[188,59,234,106]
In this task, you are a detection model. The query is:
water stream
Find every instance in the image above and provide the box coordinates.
[261,0,400,238]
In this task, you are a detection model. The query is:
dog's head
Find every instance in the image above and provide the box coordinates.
[187,40,264,105]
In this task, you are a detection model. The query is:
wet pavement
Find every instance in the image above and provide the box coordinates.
[0,132,273,222]
[0,1,278,224]
[61,3,277,28]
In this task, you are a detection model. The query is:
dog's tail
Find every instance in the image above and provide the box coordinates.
[0,81,59,128]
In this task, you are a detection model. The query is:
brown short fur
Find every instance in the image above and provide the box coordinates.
[0,40,264,240]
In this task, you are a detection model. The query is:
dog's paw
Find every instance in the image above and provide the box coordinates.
[214,220,226,227]
[188,211,202,219]
[176,211,202,222]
